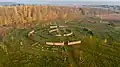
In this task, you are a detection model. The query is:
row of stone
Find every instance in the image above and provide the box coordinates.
[46,41,82,46]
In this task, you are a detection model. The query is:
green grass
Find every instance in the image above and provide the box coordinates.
[0,21,120,67]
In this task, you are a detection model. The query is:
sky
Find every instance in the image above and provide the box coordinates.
[0,0,120,5]
[1,0,120,2]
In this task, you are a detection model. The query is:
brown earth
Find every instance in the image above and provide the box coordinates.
[96,13,120,21]
[0,5,117,26]
[0,5,119,38]
[102,14,120,21]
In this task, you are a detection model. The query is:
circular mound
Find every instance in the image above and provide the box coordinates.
[3,22,94,55]
[27,23,93,46]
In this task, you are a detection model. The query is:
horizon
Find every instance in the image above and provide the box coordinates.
[0,1,120,5]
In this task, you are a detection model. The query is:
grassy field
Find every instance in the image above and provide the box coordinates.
[0,20,120,67]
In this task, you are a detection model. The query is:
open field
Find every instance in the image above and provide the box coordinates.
[0,4,120,67]
[0,18,120,67]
